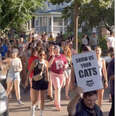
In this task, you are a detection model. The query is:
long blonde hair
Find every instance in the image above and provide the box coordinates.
[63,45,72,59]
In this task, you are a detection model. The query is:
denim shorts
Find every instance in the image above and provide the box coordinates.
[7,72,20,82]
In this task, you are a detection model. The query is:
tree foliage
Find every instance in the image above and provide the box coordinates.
[0,0,44,33]
[49,0,114,32]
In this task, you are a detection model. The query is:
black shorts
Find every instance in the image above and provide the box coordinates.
[32,78,48,90]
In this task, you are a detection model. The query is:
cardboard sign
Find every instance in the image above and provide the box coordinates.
[72,51,103,92]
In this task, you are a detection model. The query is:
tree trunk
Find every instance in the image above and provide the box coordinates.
[74,0,79,53]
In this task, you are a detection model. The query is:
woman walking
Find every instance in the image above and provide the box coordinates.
[63,45,72,99]
[3,48,23,104]
[95,46,108,107]
[47,44,55,100]
[48,45,67,111]
[27,49,49,116]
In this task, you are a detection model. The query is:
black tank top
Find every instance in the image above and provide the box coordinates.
[33,60,46,78]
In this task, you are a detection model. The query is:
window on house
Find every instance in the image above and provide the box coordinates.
[53,17,62,26]
[32,17,35,28]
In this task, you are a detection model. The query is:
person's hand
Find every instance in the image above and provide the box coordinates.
[70,82,76,90]
[74,86,83,95]
[25,78,29,88]
[104,81,108,88]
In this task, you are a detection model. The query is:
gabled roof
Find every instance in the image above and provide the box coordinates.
[34,1,73,15]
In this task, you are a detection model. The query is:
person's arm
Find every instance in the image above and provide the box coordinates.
[2,58,11,64]
[48,56,55,68]
[102,59,108,88]
[70,66,76,90]
[43,60,49,81]
[67,87,83,116]
[17,58,22,72]
[106,37,110,49]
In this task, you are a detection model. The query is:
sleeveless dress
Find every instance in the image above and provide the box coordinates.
[32,60,48,90]
[64,56,71,79]
[98,58,104,86]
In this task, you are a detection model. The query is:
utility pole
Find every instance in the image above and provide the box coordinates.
[74,0,79,53]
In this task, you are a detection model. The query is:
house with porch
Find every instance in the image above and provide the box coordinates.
[28,1,71,37]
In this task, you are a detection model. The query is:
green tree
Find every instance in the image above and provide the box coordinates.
[0,0,44,35]
[49,0,114,52]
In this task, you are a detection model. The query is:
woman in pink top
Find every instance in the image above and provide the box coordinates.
[48,45,67,111]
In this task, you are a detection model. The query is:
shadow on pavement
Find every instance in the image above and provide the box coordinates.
[9,106,30,112]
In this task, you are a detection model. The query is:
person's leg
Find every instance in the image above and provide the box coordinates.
[14,79,21,101]
[65,77,71,99]
[53,78,60,105]
[31,89,39,105]
[51,72,61,111]
[29,78,33,101]
[97,89,104,107]
[35,91,41,110]
[6,78,13,97]
[55,75,64,110]
[39,90,45,116]
[31,89,39,116]
[47,72,53,99]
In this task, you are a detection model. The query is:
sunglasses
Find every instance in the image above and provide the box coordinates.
[40,53,45,56]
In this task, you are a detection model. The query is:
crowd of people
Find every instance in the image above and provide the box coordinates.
[0,31,114,116]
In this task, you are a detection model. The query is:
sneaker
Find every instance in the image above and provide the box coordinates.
[31,106,35,116]
[17,100,24,105]
[47,95,53,101]
[35,105,40,110]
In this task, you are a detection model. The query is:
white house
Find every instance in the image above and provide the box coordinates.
[28,1,71,37]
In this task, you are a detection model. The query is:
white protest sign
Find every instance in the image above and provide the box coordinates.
[72,51,103,92]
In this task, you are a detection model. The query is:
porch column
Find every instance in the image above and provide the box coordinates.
[51,16,53,33]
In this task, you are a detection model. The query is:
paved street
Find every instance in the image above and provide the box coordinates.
[9,88,111,116]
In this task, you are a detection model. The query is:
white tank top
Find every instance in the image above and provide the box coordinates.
[98,58,103,77]
[9,58,21,73]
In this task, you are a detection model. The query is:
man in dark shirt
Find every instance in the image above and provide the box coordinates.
[107,47,115,116]
[67,87,103,116]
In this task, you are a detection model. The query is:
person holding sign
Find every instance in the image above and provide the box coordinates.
[70,45,92,90]
[95,47,108,107]
[67,87,103,116]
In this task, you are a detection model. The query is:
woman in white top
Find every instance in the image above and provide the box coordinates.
[95,47,108,107]
[3,48,23,104]
[63,45,72,100]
